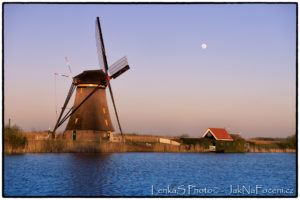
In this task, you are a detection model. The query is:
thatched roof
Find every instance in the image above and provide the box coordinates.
[74,70,107,84]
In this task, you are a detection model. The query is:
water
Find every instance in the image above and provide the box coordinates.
[4,153,296,197]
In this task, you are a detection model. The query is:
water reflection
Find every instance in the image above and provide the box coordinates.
[59,153,113,196]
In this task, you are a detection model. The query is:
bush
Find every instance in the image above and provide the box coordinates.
[4,125,27,150]
[284,134,296,149]
[215,140,246,153]
[180,138,211,149]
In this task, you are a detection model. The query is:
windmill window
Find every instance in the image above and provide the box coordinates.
[75,118,79,124]
[105,120,108,126]
[103,107,106,114]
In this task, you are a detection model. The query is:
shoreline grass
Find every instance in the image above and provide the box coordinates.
[4,138,296,154]
[4,126,296,154]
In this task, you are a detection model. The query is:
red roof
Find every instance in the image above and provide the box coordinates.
[208,128,233,140]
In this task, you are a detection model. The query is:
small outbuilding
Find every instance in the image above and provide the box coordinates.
[201,128,233,141]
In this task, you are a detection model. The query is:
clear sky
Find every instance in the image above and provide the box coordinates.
[4,3,296,138]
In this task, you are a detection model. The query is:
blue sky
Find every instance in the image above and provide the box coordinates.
[4,3,296,138]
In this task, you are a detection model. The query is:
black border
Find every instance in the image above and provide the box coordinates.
[2,2,298,198]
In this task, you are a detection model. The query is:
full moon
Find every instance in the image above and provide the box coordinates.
[202,43,207,49]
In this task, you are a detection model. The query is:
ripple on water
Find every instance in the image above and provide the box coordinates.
[4,153,296,197]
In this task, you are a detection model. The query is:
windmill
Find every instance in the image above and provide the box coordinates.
[51,17,130,141]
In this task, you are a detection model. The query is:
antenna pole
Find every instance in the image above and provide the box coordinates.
[96,17,124,136]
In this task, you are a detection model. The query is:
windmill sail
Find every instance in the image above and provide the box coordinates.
[95,17,125,136]
[65,57,72,75]
[108,56,130,79]
[95,19,105,70]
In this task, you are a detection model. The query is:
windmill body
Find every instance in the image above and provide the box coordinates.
[63,70,115,141]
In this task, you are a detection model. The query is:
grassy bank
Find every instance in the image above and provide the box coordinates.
[247,134,296,153]
[5,137,296,154]
[180,137,296,153]
[4,126,296,154]
[5,139,198,154]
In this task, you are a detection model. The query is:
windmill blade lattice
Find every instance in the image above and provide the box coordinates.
[65,57,73,75]
[54,72,72,79]
[108,56,130,79]
[95,19,105,71]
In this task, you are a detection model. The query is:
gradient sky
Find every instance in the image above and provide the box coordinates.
[4,3,296,138]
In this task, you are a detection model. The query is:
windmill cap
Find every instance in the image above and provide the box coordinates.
[74,70,107,85]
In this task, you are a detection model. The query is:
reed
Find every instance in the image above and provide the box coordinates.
[117,135,175,143]
[248,143,296,153]
[4,131,296,154]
